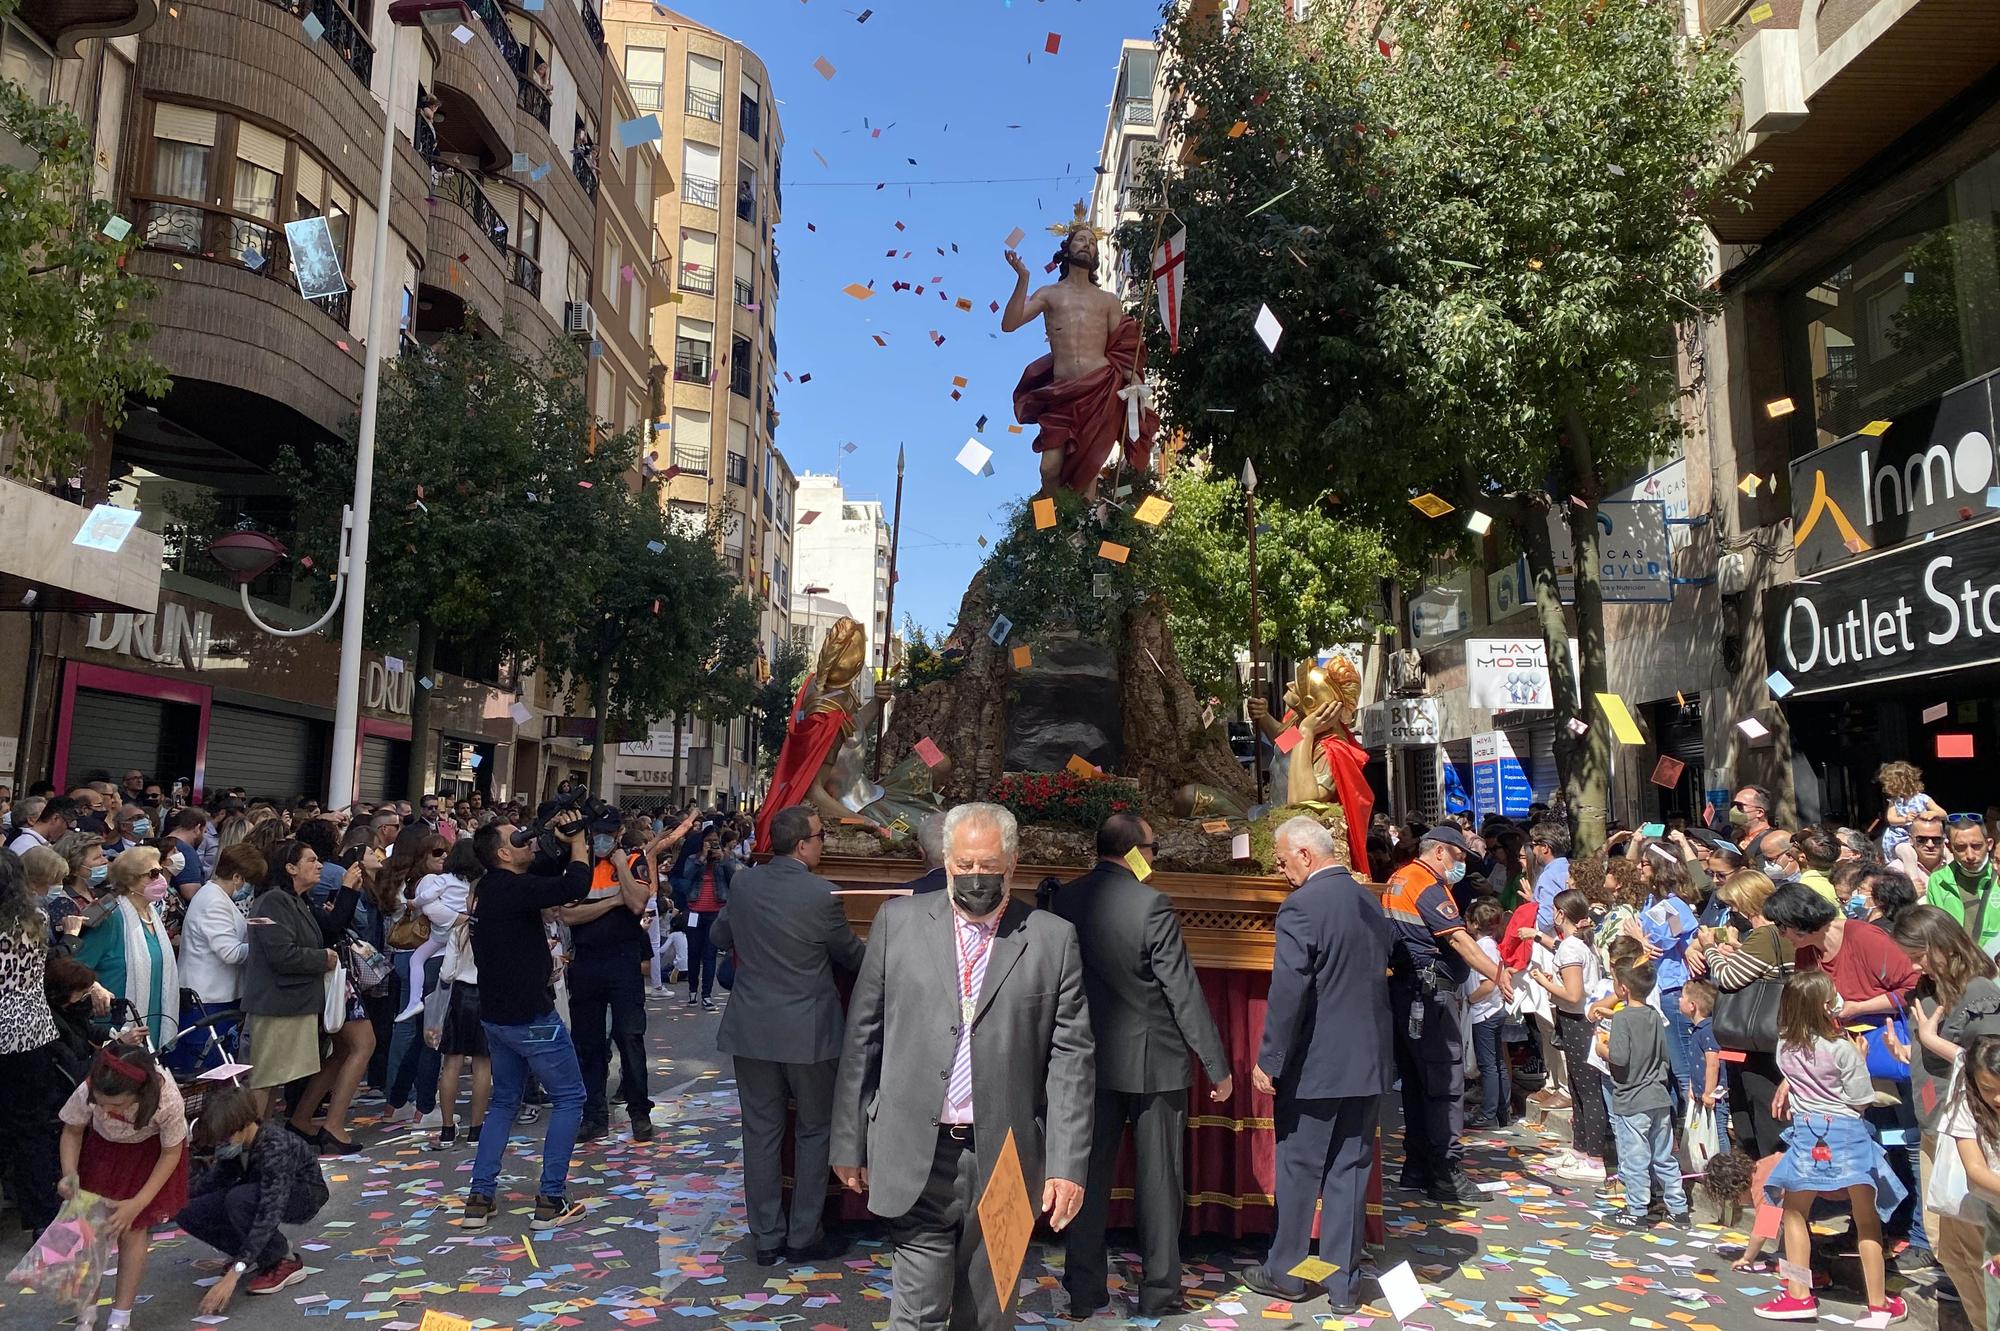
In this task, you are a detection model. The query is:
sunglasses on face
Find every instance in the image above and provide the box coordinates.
[1912,835,1946,846]
[1135,840,1159,852]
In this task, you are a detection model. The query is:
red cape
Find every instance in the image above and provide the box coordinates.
[1012,315,1159,492]
[754,675,848,854]
[1319,731,1374,873]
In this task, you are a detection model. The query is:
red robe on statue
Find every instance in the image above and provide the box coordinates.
[754,675,850,854]
[1012,315,1159,492]
[1320,730,1374,873]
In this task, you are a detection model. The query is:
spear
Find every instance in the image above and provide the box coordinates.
[872,443,906,780]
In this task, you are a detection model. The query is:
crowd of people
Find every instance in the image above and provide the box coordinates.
[4,760,2000,1331]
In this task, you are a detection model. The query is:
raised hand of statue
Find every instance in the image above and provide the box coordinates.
[1005,249,1029,279]
[1298,700,1342,742]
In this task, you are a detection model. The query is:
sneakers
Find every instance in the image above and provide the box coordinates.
[532,1194,586,1230]
[701,997,718,1011]
[685,992,700,1006]
[1753,1294,1819,1321]
[1555,1155,1606,1183]
[1610,1211,1652,1229]
[1661,1211,1691,1229]
[631,1116,655,1143]
[460,1194,495,1230]
[1854,1296,1907,1329]
[427,1125,458,1151]
[247,1256,307,1294]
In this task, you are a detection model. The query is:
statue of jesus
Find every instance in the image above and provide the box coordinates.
[1004,208,1159,500]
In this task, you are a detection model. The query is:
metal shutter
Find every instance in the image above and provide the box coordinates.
[205,704,322,802]
[358,736,397,803]
[65,689,168,787]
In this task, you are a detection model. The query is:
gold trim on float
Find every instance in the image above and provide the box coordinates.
[1187,1114,1276,1130]
[1108,1189,1281,1208]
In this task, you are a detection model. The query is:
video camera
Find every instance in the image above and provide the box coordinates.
[512,788,624,866]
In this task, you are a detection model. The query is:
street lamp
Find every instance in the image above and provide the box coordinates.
[320,0,471,808]
[207,508,355,637]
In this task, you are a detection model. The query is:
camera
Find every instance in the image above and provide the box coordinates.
[512,788,623,865]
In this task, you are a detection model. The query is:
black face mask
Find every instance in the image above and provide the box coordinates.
[949,873,1008,918]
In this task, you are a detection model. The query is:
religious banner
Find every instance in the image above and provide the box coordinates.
[1151,224,1185,355]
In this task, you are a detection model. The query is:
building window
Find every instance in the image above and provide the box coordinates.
[675,317,713,383]
[682,140,720,209]
[144,105,217,251]
[1,20,55,104]
[729,335,752,397]
[624,46,664,111]
[739,73,760,140]
[686,52,722,121]
[680,228,716,293]
[736,160,756,223]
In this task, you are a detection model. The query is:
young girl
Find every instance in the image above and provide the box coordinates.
[1942,1032,2000,1325]
[1754,970,1906,1326]
[1530,889,1609,1183]
[1462,896,1511,1130]
[57,1044,189,1330]
[1876,761,1946,883]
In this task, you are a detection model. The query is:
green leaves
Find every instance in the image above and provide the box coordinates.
[0,72,165,478]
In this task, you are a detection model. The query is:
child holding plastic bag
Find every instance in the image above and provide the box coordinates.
[57,1044,188,1331]
[6,1188,116,1325]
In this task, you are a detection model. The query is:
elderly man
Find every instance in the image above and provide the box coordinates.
[713,805,864,1264]
[1053,813,1229,1319]
[902,812,949,894]
[831,802,1094,1330]
[7,794,76,855]
[1241,817,1394,1313]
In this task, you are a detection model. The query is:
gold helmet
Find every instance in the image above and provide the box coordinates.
[1284,656,1361,731]
[815,617,867,689]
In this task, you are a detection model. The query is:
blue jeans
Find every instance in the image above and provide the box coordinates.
[386,951,443,1112]
[1611,1107,1687,1217]
[684,915,717,999]
[1470,1016,1511,1124]
[1660,991,1695,1115]
[472,1011,586,1202]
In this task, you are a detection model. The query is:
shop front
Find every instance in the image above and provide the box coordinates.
[42,587,521,805]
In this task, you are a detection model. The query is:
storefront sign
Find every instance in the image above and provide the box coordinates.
[1789,371,1998,575]
[1471,730,1532,818]
[85,605,214,670]
[1360,696,1441,747]
[1546,501,1673,603]
[1411,568,1474,643]
[1467,636,1564,711]
[1765,518,2000,696]
[1487,557,1534,622]
[1615,459,1692,552]
[363,660,413,717]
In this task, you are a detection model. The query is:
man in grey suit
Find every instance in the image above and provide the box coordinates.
[1051,812,1231,1318]
[1241,816,1394,1315]
[902,811,949,894]
[831,801,1095,1331]
[713,804,865,1264]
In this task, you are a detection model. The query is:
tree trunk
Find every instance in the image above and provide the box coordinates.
[1561,413,1611,856]
[587,653,612,795]
[670,709,686,804]
[1119,597,1253,806]
[403,617,439,800]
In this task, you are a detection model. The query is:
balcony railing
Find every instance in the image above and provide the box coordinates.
[686,86,721,121]
[682,176,718,209]
[433,165,509,255]
[770,254,779,291]
[739,95,760,140]
[414,111,438,162]
[507,246,542,297]
[670,445,708,475]
[580,0,602,46]
[729,360,751,399]
[571,146,598,200]
[1121,97,1155,127]
[673,348,712,383]
[132,196,351,329]
[726,452,747,486]
[629,81,661,111]
[735,183,754,223]
[678,263,715,295]
[734,277,753,308]
[267,0,372,87]
[516,75,550,127]
[468,0,520,65]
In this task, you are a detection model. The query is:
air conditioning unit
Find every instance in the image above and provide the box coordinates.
[564,302,596,338]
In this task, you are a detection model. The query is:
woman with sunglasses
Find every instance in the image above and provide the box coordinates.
[73,846,181,1048]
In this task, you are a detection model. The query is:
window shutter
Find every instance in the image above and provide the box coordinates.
[688,53,722,96]
[236,122,287,175]
[295,155,325,209]
[153,103,217,146]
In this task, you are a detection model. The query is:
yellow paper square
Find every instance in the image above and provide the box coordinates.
[1409,492,1455,518]
[1737,473,1761,497]
[1858,419,1892,436]
[1595,692,1645,745]
[1201,818,1232,834]
[1011,645,1032,669]
[841,282,874,301]
[1133,495,1173,525]
[1286,1256,1340,1283]
[1032,497,1056,530]
[1098,540,1130,564]
[1124,846,1153,881]
[1747,1,1772,20]
[1065,754,1098,779]
[1228,120,1249,138]
[419,1313,475,1331]
[1764,396,1795,418]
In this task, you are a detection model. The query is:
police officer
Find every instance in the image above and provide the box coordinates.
[1385,825,1514,1204]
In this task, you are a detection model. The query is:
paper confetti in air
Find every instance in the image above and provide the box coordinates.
[616,115,662,150]
[1466,510,1493,535]
[988,614,1012,646]
[1044,31,1061,54]
[842,283,874,300]
[1011,645,1032,669]
[1765,670,1794,698]
[101,214,133,241]
[1858,419,1893,436]
[1378,1261,1428,1321]
[1123,846,1151,880]
[1595,693,1645,745]
[509,702,533,726]
[1032,497,1056,530]
[301,10,324,39]
[1098,541,1130,564]
[1765,397,1795,418]
[914,737,945,768]
[1253,303,1283,352]
[1133,495,1173,526]
[813,55,836,80]
[1004,226,1025,249]
[1938,733,1975,759]
[956,438,992,475]
[1737,716,1771,739]
[449,22,472,42]
[1409,493,1455,519]
[1230,832,1251,859]
[1923,701,1949,724]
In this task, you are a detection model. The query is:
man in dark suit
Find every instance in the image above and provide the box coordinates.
[831,802,1095,1331]
[713,804,865,1264]
[1241,816,1395,1315]
[1051,813,1230,1318]
[902,811,949,894]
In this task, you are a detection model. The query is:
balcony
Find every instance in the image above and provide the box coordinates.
[579,0,602,47]
[1120,97,1155,127]
[735,182,755,223]
[770,253,779,291]
[629,80,661,111]
[13,0,157,59]
[739,95,760,140]
[468,0,520,66]
[673,346,712,384]
[515,71,551,128]
[686,86,721,121]
[571,145,598,201]
[726,452,747,486]
[414,108,439,163]
[670,445,709,475]
[260,0,372,87]
[729,360,751,399]
[733,276,753,308]
[508,246,542,297]
[682,175,719,209]
[678,262,716,295]
[132,196,352,329]
[432,165,509,255]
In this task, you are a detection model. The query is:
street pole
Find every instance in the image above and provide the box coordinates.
[1245,477,1265,806]
[871,445,905,781]
[326,26,402,810]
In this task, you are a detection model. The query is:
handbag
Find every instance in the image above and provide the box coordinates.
[344,938,394,992]
[1714,972,1785,1054]
[386,907,430,952]
[1928,1062,1975,1220]
[1861,1014,1912,1082]
[321,964,349,1034]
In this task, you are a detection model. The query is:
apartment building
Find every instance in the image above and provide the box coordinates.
[1089,39,1163,300]
[790,473,891,666]
[601,2,794,810]
[0,0,671,805]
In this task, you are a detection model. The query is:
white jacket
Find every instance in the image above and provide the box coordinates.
[418,873,476,984]
[178,880,250,1003]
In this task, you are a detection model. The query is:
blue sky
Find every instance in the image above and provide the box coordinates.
[661,0,1166,635]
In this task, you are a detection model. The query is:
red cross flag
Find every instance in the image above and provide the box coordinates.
[1151,225,1186,356]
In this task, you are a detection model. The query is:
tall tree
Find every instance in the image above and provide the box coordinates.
[0,18,166,479]
[1130,0,1758,849]
[276,331,629,794]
